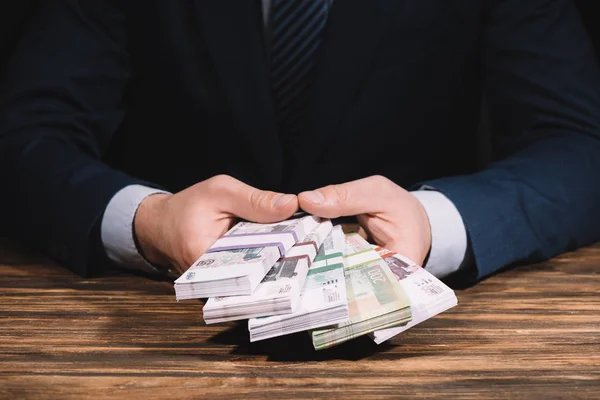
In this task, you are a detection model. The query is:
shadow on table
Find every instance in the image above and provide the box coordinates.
[96,298,481,364]
[207,321,397,362]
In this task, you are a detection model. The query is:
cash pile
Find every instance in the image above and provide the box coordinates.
[248,225,349,341]
[174,213,320,299]
[310,233,412,350]
[175,215,457,350]
[203,220,334,323]
[369,246,458,344]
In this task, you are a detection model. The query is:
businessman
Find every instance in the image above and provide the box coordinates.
[1,0,599,283]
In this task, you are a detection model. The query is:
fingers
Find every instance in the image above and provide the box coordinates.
[207,175,299,223]
[356,214,428,266]
[298,175,396,218]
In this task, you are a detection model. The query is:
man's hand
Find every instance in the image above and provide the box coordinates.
[298,175,432,265]
[133,175,298,273]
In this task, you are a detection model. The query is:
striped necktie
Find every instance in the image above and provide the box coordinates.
[270,0,329,138]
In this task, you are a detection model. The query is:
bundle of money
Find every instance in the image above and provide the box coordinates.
[174,214,320,300]
[310,233,412,350]
[248,225,349,342]
[173,214,458,352]
[202,220,333,324]
[369,247,457,344]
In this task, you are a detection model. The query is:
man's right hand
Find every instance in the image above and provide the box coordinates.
[133,175,298,274]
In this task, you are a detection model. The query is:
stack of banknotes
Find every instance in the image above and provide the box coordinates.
[174,213,320,299]
[248,225,350,341]
[368,246,458,344]
[175,214,457,350]
[203,220,334,323]
[310,233,412,350]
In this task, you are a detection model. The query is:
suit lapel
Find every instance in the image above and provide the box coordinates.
[193,1,282,188]
[308,0,403,152]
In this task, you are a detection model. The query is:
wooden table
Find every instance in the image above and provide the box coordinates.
[1,239,599,399]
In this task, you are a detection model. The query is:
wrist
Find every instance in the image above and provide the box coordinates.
[133,193,172,266]
[409,189,468,278]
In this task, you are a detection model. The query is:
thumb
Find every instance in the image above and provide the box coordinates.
[299,176,392,218]
[211,175,298,223]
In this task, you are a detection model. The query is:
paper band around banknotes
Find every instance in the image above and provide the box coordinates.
[207,231,299,257]
[293,240,318,254]
[281,254,312,267]
[344,248,380,268]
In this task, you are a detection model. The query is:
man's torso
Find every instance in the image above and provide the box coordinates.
[105,0,486,193]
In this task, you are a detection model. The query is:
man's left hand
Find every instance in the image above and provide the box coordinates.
[298,175,432,266]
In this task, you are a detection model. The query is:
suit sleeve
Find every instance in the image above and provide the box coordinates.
[424,0,600,280]
[0,1,147,277]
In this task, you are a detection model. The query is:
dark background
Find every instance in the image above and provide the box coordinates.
[2,1,599,73]
[0,0,598,203]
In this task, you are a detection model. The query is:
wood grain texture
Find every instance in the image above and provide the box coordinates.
[1,239,599,399]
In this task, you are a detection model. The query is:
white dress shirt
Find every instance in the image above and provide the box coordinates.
[100,0,469,279]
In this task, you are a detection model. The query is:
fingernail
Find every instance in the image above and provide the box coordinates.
[273,194,295,208]
[302,191,325,205]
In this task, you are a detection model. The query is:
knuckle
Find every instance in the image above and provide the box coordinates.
[372,175,391,186]
[206,174,235,193]
[372,175,400,198]
[249,189,270,212]
[329,184,348,206]
[215,174,234,186]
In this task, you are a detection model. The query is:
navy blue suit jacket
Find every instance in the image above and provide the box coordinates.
[1,0,599,281]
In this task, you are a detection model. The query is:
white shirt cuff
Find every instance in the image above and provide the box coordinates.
[101,184,171,274]
[410,190,468,279]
